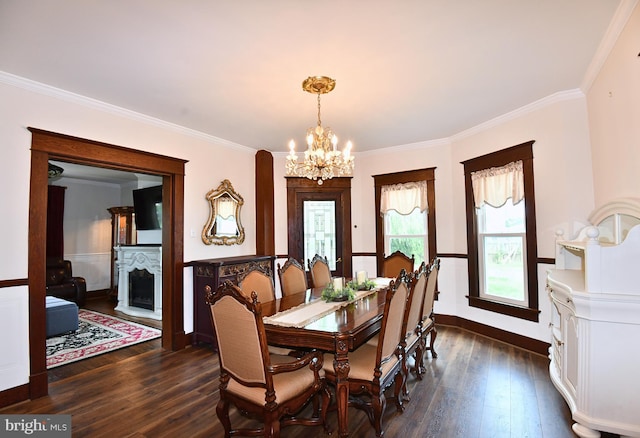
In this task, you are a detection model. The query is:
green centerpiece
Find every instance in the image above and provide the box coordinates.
[321,284,356,302]
[347,278,376,291]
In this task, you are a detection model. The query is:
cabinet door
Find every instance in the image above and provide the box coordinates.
[564,313,579,397]
[550,301,563,377]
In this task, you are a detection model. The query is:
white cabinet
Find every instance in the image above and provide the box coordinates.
[547,198,640,438]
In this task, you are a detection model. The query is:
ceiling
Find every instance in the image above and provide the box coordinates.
[48,160,162,185]
[0,1,624,154]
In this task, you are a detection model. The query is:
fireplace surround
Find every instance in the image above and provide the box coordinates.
[114,245,162,320]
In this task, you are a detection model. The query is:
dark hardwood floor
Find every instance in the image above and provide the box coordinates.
[3,298,617,437]
[46,293,162,383]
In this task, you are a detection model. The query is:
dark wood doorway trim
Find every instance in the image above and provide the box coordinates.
[286,177,352,278]
[28,128,187,400]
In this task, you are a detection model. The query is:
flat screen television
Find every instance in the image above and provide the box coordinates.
[132,185,162,230]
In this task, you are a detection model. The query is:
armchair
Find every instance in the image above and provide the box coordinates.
[417,257,440,365]
[46,258,87,308]
[206,281,330,437]
[322,272,409,437]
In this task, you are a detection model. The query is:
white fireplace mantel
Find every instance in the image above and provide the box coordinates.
[114,245,162,320]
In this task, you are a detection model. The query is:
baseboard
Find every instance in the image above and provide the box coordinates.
[86,289,110,300]
[0,383,29,409]
[436,314,550,356]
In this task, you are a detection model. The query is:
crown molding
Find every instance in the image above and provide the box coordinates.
[0,71,254,153]
[358,137,451,157]
[580,0,639,92]
[450,89,585,142]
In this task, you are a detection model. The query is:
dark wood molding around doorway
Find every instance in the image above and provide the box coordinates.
[285,177,353,278]
[27,128,187,401]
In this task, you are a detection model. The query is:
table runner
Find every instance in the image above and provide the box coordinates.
[263,277,392,328]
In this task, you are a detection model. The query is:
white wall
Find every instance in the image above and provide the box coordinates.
[0,75,258,391]
[587,3,640,206]
[53,177,121,291]
[1,1,637,393]
[272,92,597,344]
[449,94,595,342]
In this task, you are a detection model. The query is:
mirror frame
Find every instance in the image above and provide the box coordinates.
[202,179,245,245]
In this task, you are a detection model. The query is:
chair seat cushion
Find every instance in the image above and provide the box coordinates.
[323,343,399,381]
[406,332,419,351]
[46,296,79,337]
[227,353,317,405]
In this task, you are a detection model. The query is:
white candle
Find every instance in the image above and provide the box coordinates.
[333,277,343,290]
[356,271,367,284]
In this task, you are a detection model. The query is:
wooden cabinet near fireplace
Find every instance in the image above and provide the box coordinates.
[108,206,136,299]
[187,255,275,348]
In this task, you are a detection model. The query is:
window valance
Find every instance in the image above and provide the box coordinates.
[380,180,428,215]
[471,160,523,209]
[217,197,236,219]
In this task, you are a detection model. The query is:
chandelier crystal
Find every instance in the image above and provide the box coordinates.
[286,76,354,185]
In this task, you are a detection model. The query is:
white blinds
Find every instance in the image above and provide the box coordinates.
[380,181,428,215]
[471,160,524,208]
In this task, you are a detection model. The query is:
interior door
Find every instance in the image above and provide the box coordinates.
[286,177,352,279]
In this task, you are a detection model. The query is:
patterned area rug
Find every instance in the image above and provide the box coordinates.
[46,309,161,368]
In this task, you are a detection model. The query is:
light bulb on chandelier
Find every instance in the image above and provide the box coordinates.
[286,76,354,185]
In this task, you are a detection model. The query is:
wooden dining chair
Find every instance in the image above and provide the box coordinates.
[381,250,415,279]
[322,271,410,437]
[417,257,440,374]
[238,264,297,356]
[277,258,308,297]
[400,262,428,397]
[308,254,332,289]
[206,281,331,438]
[237,263,276,303]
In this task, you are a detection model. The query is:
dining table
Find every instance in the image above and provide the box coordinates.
[261,278,392,438]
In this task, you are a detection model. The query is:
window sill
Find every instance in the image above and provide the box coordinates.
[467,296,540,322]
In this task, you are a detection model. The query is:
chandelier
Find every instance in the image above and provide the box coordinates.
[286,76,354,184]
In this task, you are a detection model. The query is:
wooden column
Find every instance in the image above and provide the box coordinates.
[255,150,275,255]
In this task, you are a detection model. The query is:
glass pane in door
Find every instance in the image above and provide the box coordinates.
[303,200,337,270]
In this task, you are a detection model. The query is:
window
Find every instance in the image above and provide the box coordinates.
[477,198,526,305]
[303,200,337,269]
[374,168,436,276]
[462,141,539,321]
[381,182,428,267]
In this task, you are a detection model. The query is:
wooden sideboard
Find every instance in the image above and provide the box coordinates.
[186,255,275,348]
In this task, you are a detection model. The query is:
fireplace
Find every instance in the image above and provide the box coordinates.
[129,268,154,310]
[115,245,162,320]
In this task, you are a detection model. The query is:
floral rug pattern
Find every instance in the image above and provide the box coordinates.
[46,309,161,368]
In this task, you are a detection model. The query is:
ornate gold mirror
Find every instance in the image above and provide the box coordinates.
[202,179,245,245]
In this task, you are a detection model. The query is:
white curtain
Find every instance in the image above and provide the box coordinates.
[471,160,524,208]
[380,181,428,215]
[216,197,236,219]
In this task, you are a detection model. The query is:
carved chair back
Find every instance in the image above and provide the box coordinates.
[382,250,415,279]
[277,258,308,296]
[308,254,332,289]
[237,263,275,303]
